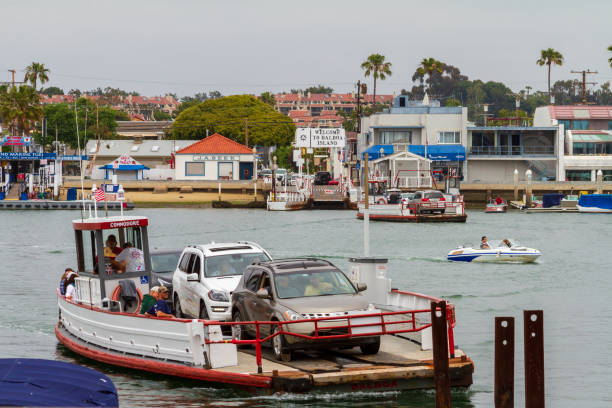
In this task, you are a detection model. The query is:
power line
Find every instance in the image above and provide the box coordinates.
[570,69,598,104]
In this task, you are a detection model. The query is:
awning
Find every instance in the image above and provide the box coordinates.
[99,164,149,170]
[572,134,612,143]
[362,145,394,160]
[409,145,466,161]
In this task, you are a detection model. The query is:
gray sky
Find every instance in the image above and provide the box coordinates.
[2,0,611,98]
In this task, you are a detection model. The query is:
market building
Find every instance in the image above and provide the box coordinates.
[174,133,256,181]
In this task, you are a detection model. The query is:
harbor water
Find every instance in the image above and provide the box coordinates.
[1,208,610,407]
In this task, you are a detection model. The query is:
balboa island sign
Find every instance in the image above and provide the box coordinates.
[295,128,346,148]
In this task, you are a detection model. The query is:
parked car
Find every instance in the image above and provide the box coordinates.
[259,169,272,180]
[275,168,288,184]
[406,190,446,214]
[231,258,381,362]
[150,249,182,303]
[172,242,272,321]
[314,171,332,185]
[400,192,415,204]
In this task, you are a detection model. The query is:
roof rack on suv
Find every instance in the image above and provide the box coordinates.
[261,258,335,271]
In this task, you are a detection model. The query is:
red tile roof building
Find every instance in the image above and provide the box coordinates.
[176,133,253,155]
[273,91,394,128]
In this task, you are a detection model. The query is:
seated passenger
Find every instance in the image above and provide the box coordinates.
[275,275,302,298]
[104,234,122,258]
[64,272,78,301]
[112,242,145,273]
[495,196,504,205]
[59,267,75,295]
[145,286,174,318]
[502,239,512,248]
[220,262,237,276]
[480,236,491,249]
[304,275,333,296]
[140,286,159,315]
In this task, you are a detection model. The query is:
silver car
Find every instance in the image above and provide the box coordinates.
[231,259,380,361]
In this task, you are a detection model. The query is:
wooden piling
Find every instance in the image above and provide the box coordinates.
[524,310,544,408]
[431,300,451,408]
[495,317,515,408]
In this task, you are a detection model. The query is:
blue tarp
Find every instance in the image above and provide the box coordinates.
[408,145,466,161]
[578,194,612,210]
[99,164,149,170]
[362,145,394,160]
[0,358,118,407]
[543,193,564,208]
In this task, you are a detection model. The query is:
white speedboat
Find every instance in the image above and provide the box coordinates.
[447,242,541,263]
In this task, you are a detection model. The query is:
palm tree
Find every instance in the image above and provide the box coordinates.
[415,58,444,95]
[0,85,43,135]
[24,62,50,90]
[360,54,392,105]
[608,45,612,68]
[537,48,564,103]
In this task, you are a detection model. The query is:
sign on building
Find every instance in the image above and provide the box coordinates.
[1,135,32,146]
[295,128,346,148]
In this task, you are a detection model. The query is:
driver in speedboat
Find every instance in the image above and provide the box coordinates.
[480,236,491,249]
[502,239,512,248]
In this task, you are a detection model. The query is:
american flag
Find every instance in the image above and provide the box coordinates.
[94,188,105,202]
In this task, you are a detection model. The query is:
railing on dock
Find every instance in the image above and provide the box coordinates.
[204,304,456,374]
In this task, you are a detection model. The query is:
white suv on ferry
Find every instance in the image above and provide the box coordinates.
[172,242,271,321]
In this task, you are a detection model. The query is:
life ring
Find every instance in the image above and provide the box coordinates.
[377,197,387,205]
[111,285,143,313]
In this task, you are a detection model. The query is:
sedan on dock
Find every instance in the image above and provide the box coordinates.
[231,259,381,362]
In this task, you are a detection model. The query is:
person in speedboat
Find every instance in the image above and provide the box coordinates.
[480,236,491,249]
[502,239,512,248]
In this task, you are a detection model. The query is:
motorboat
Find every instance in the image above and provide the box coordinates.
[577,194,612,213]
[485,202,507,213]
[447,241,541,263]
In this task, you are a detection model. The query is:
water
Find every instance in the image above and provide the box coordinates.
[1,209,611,407]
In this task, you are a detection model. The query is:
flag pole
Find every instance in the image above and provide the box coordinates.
[104,184,108,217]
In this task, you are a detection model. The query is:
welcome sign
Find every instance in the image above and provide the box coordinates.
[295,128,346,148]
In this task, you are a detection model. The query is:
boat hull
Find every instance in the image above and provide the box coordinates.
[447,249,541,263]
[577,205,612,213]
[485,204,507,213]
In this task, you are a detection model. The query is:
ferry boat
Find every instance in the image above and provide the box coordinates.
[55,213,474,394]
[357,199,467,222]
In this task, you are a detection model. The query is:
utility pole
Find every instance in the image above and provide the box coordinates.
[245,117,249,147]
[8,69,16,87]
[481,103,493,126]
[571,70,598,104]
[507,93,522,126]
[355,80,361,133]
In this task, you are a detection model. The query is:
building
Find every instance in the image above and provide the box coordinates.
[358,95,468,187]
[174,133,256,181]
[465,126,562,183]
[115,121,173,139]
[534,105,612,181]
[85,139,198,180]
[275,92,394,128]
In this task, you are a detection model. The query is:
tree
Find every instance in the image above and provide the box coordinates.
[153,109,171,121]
[0,85,43,135]
[171,95,294,146]
[259,91,276,106]
[608,45,612,68]
[290,85,334,94]
[537,48,564,103]
[414,58,444,95]
[24,62,50,90]
[360,54,392,104]
[40,86,64,96]
[444,97,461,107]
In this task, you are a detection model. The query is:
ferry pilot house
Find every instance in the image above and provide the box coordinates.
[73,217,152,313]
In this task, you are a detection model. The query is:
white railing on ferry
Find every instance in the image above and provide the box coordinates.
[395,176,432,188]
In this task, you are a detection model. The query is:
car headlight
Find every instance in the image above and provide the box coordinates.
[283,310,303,321]
[207,290,229,302]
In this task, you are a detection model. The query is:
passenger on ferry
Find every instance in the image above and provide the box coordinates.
[140,286,159,315]
[275,275,301,298]
[59,268,75,295]
[145,286,174,318]
[480,236,491,249]
[304,274,333,296]
[64,272,78,300]
[104,235,122,258]
[112,242,145,273]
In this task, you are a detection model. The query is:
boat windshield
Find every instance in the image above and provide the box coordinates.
[484,239,518,249]
[205,253,270,277]
[274,270,357,299]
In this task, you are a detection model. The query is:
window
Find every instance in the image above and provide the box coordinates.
[438,131,461,144]
[379,130,412,144]
[151,145,160,152]
[558,120,570,130]
[178,253,191,272]
[246,269,263,292]
[608,121,612,131]
[185,162,205,176]
[131,145,139,152]
[566,170,591,181]
[205,252,269,278]
[571,120,588,130]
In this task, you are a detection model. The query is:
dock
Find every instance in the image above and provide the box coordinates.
[357,212,467,222]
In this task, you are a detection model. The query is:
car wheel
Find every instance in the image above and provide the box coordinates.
[199,302,209,320]
[272,325,292,362]
[174,295,184,318]
[232,310,250,343]
[360,337,381,355]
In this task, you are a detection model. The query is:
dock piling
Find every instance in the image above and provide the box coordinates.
[495,317,515,408]
[513,169,519,201]
[525,170,533,207]
[430,300,451,408]
[524,310,544,408]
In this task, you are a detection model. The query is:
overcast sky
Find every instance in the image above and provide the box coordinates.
[2,0,611,98]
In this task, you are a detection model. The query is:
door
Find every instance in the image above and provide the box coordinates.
[175,252,191,311]
[242,269,263,322]
[239,162,253,180]
[255,272,275,336]
[184,254,202,317]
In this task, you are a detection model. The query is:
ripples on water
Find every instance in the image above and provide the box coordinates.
[1,209,610,407]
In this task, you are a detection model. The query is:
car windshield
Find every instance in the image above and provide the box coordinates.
[274,270,357,299]
[151,252,181,273]
[205,252,270,277]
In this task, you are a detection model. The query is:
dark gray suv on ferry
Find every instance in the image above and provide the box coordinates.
[231,259,380,362]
